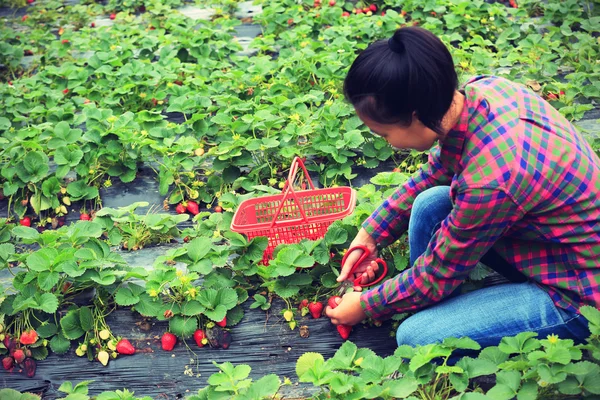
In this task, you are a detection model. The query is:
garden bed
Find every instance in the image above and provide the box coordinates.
[1,0,599,398]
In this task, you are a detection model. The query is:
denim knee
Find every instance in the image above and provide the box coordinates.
[412,186,451,221]
[396,313,431,348]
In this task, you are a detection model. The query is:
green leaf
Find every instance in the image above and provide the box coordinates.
[443,337,481,351]
[30,344,49,361]
[580,306,600,334]
[517,381,538,400]
[479,346,509,365]
[325,224,348,246]
[12,226,40,241]
[409,344,452,371]
[36,322,58,338]
[537,364,567,384]
[26,248,56,272]
[50,332,71,354]
[240,374,280,400]
[37,271,60,291]
[296,352,325,379]
[0,388,40,400]
[498,332,539,355]
[216,288,238,310]
[134,293,161,317]
[38,293,59,314]
[384,377,419,398]
[79,306,94,332]
[60,310,85,339]
[115,286,140,306]
[456,357,498,379]
[371,171,409,186]
[488,370,521,400]
[187,237,213,262]
[169,315,198,338]
[19,151,50,183]
[198,288,219,308]
[181,300,205,316]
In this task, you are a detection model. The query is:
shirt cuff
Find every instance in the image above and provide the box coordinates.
[360,287,395,321]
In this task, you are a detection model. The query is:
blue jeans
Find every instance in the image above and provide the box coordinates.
[397,186,591,352]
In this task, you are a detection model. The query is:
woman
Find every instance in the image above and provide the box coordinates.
[325,27,598,349]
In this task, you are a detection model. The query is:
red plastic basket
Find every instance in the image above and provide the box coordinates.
[231,157,357,265]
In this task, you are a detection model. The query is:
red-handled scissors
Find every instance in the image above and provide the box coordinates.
[338,245,388,294]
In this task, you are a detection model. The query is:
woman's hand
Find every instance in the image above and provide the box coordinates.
[325,292,367,326]
[337,228,380,290]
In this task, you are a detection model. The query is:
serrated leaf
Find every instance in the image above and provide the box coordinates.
[50,332,71,354]
[60,310,85,339]
[296,352,325,379]
[36,322,58,338]
[169,315,198,338]
[31,345,49,361]
[38,293,59,314]
[134,294,162,317]
[79,307,94,332]
[181,300,205,316]
[115,286,140,306]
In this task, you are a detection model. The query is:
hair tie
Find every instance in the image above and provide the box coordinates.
[388,36,404,54]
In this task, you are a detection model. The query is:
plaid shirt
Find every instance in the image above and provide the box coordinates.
[360,75,600,321]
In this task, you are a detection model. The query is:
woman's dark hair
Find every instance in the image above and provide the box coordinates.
[343,27,457,135]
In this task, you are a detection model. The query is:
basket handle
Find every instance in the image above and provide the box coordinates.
[283,157,316,191]
[268,157,313,228]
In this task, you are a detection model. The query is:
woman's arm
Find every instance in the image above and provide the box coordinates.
[361,186,525,321]
[363,144,455,247]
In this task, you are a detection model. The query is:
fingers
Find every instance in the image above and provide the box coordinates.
[325,306,339,325]
[337,249,363,282]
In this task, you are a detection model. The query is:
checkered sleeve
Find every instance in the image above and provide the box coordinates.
[361,145,454,247]
[360,187,525,320]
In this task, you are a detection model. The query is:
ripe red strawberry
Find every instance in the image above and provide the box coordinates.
[559,90,565,97]
[337,324,352,340]
[2,356,14,371]
[216,317,227,327]
[63,88,69,94]
[186,201,199,215]
[328,296,341,309]
[151,97,158,106]
[298,299,309,311]
[213,205,223,213]
[363,7,370,13]
[90,22,95,27]
[80,213,90,221]
[174,80,183,86]
[287,18,294,25]
[175,203,186,214]
[116,339,136,355]
[183,236,190,243]
[547,92,558,100]
[193,329,206,347]
[369,4,377,11]
[342,11,350,17]
[27,0,34,3]
[22,15,28,22]
[329,0,335,5]
[509,0,517,8]
[20,329,38,345]
[20,217,31,227]
[13,349,25,364]
[23,357,36,377]
[109,13,116,20]
[308,301,323,319]
[356,8,363,14]
[61,39,69,44]
[161,332,177,351]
